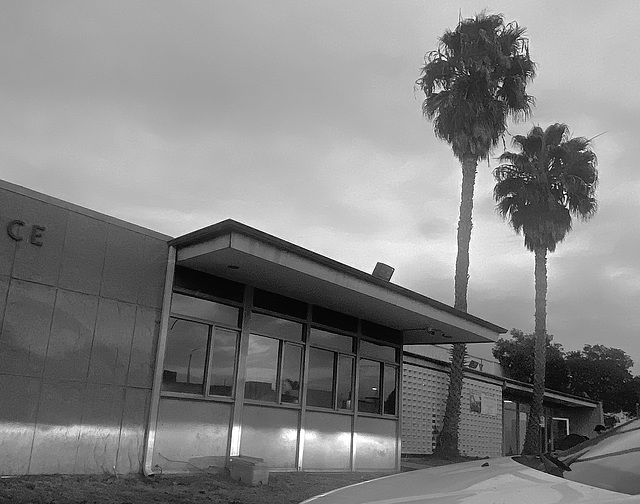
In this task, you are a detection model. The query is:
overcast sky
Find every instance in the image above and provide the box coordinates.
[2,1,638,370]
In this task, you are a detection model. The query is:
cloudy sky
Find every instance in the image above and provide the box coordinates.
[2,1,638,370]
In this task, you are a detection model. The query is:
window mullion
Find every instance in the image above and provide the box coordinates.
[203,325,215,397]
[276,340,285,404]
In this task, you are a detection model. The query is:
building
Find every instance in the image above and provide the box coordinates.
[0,179,504,475]
[402,346,603,458]
[0,179,602,476]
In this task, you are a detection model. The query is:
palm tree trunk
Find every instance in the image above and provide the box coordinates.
[522,246,548,455]
[435,155,477,458]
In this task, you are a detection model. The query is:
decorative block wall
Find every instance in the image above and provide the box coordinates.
[402,361,503,457]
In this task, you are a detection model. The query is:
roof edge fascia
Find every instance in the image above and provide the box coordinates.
[171,219,507,335]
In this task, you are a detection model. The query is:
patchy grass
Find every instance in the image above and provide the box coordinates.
[0,457,460,504]
[0,471,392,504]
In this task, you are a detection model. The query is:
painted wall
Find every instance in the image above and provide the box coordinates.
[0,182,168,475]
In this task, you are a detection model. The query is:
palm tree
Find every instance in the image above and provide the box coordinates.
[416,12,535,457]
[493,123,598,454]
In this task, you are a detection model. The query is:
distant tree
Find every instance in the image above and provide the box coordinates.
[416,11,535,458]
[493,329,569,392]
[566,345,640,414]
[494,123,598,454]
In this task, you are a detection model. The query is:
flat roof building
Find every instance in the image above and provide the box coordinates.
[0,179,600,475]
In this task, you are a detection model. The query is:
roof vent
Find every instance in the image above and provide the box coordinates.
[372,262,395,282]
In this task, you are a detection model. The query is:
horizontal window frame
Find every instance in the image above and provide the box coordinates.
[170,290,242,329]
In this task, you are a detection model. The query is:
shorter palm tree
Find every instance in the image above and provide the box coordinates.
[493,123,598,454]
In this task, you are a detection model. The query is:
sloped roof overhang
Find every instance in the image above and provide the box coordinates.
[505,379,600,408]
[169,220,506,345]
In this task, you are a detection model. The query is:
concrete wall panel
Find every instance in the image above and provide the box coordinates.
[137,236,167,309]
[128,307,159,389]
[58,212,108,295]
[302,411,351,470]
[11,199,67,286]
[74,383,125,474]
[44,290,99,381]
[153,398,232,472]
[0,374,40,475]
[0,280,56,377]
[0,188,22,276]
[88,299,136,386]
[0,275,8,336]
[240,405,299,469]
[116,387,150,474]
[29,380,85,474]
[100,225,145,304]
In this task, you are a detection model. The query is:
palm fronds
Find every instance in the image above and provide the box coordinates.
[493,123,599,252]
[417,12,536,161]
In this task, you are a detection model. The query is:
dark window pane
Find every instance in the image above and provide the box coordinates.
[244,334,279,402]
[208,328,238,397]
[250,312,303,342]
[383,364,397,415]
[173,266,244,303]
[280,344,302,404]
[361,320,402,344]
[312,306,357,333]
[360,340,397,362]
[162,318,208,394]
[309,328,353,353]
[253,288,307,319]
[358,359,380,414]
[337,355,354,410]
[307,348,335,408]
[171,293,240,327]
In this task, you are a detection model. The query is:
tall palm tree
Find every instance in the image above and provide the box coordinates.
[417,12,535,457]
[494,123,598,454]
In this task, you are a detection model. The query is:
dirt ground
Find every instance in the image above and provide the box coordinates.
[0,457,458,504]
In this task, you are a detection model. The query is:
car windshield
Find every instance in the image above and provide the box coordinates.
[514,418,640,495]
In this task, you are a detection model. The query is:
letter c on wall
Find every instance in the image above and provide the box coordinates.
[7,220,25,241]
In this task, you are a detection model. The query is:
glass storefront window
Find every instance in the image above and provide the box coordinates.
[171,293,240,327]
[360,340,397,362]
[358,359,381,414]
[307,347,335,408]
[337,355,353,410]
[162,318,209,394]
[383,364,397,415]
[280,344,302,404]
[250,312,303,342]
[309,328,353,353]
[244,334,279,402]
[208,328,238,397]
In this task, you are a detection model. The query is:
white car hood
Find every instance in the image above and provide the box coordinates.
[301,457,640,504]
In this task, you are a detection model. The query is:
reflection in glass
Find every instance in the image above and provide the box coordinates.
[171,293,240,327]
[244,334,279,402]
[280,344,302,404]
[309,328,353,353]
[360,340,397,362]
[358,359,381,414]
[208,328,238,397]
[250,312,303,342]
[162,318,208,394]
[307,348,335,408]
[383,364,397,415]
[337,355,353,410]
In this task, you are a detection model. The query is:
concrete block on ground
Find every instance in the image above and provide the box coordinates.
[228,456,269,486]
